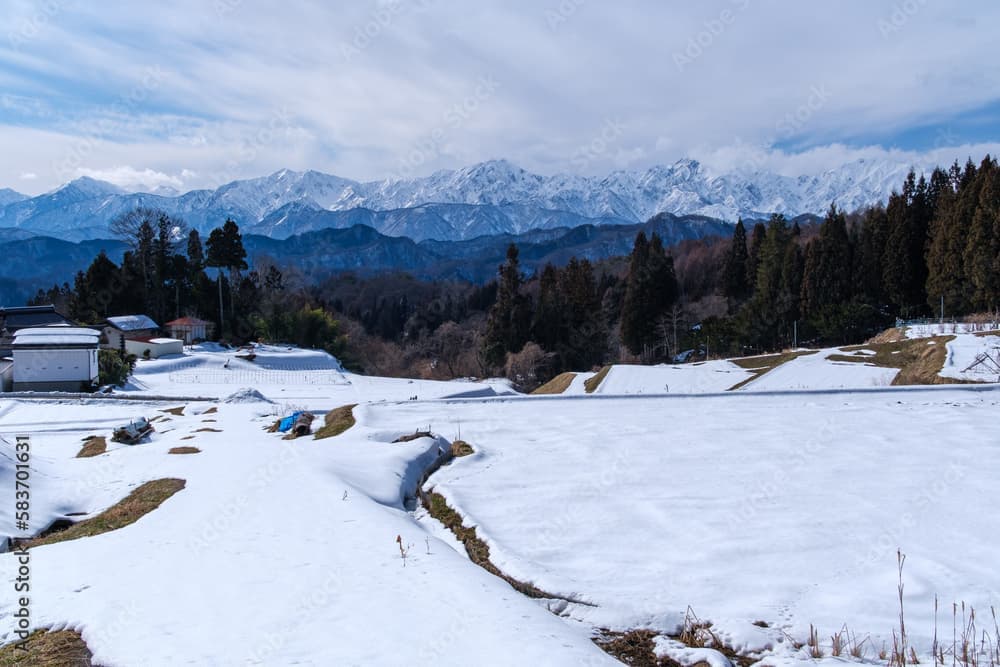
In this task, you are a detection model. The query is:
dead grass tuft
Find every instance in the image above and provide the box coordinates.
[593,629,667,666]
[0,629,94,666]
[450,440,474,457]
[202,406,218,414]
[584,366,611,393]
[193,427,222,433]
[160,406,185,416]
[314,404,357,440]
[168,447,200,455]
[18,478,185,549]
[76,436,107,458]
[532,372,576,395]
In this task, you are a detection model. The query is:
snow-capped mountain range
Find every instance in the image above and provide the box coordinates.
[0,158,922,242]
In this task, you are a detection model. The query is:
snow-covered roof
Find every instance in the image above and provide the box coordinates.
[107,315,159,331]
[13,326,100,347]
[132,337,184,345]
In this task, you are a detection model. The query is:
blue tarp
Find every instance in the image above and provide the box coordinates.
[278,411,303,432]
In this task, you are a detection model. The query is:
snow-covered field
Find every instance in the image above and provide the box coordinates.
[0,343,998,665]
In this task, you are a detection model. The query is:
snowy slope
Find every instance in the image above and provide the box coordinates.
[387,388,1000,664]
[2,344,997,664]
[0,157,922,241]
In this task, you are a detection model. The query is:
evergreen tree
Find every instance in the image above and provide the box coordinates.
[481,244,531,367]
[557,258,607,369]
[723,219,750,308]
[800,205,852,317]
[883,172,931,316]
[855,205,889,306]
[964,158,1000,311]
[531,263,562,350]
[925,168,969,315]
[746,221,767,293]
[620,232,677,356]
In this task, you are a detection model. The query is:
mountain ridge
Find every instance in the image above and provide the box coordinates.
[0,158,922,243]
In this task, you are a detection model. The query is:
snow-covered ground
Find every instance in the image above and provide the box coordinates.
[389,388,1000,665]
[0,343,998,665]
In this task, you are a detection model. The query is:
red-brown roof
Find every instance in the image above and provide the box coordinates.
[166,317,212,326]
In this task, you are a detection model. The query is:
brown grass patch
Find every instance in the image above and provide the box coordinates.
[160,406,185,416]
[867,327,907,344]
[201,419,217,423]
[314,404,357,440]
[532,372,576,395]
[594,630,668,666]
[180,435,195,440]
[423,491,549,598]
[202,406,218,414]
[450,440,474,457]
[76,436,107,458]
[193,427,222,433]
[0,629,94,666]
[584,366,611,393]
[18,478,185,549]
[839,336,977,385]
[168,446,200,455]
[728,350,818,390]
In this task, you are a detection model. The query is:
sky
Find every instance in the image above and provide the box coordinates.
[1,0,999,195]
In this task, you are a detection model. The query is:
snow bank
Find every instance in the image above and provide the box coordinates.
[222,387,273,404]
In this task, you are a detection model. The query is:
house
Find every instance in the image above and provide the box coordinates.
[103,315,160,352]
[126,337,184,359]
[11,327,100,392]
[0,305,76,356]
[165,316,214,344]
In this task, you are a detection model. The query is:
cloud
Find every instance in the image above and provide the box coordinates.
[0,1,997,193]
[19,172,37,180]
[73,166,185,192]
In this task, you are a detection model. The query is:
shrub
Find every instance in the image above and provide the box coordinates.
[98,350,136,387]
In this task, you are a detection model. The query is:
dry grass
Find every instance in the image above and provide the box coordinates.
[593,629,666,666]
[423,491,549,599]
[202,406,218,414]
[193,427,222,433]
[728,350,819,390]
[179,435,195,440]
[838,336,977,385]
[0,629,93,666]
[159,406,185,416]
[18,478,185,549]
[168,446,200,455]
[76,436,106,458]
[584,366,612,393]
[314,404,357,440]
[532,372,576,395]
[450,440,474,457]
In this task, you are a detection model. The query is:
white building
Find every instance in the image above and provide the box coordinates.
[126,337,184,359]
[11,327,100,392]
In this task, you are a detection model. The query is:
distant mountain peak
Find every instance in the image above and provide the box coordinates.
[0,156,926,243]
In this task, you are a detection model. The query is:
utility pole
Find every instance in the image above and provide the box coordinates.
[940,295,944,325]
[793,320,798,349]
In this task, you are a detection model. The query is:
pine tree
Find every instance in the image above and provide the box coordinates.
[800,205,852,317]
[964,158,1000,311]
[746,221,767,293]
[531,263,562,350]
[481,244,531,367]
[723,219,750,308]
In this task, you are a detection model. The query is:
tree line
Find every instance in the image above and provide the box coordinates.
[26,154,998,389]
